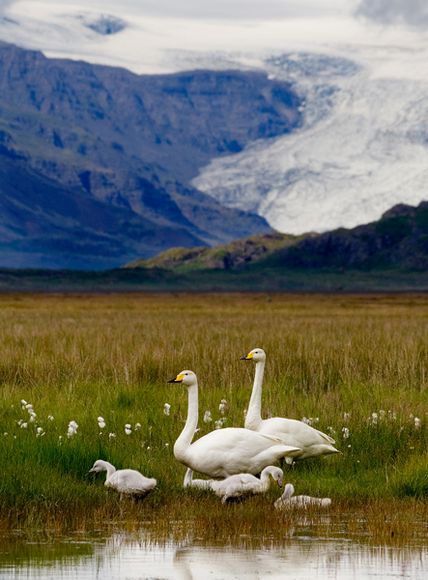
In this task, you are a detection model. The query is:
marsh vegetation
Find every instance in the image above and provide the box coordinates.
[0,292,427,544]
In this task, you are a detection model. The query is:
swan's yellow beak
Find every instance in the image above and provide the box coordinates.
[168,373,184,383]
[240,352,253,361]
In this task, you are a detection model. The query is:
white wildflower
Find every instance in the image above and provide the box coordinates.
[203,410,212,423]
[36,427,45,437]
[20,422,28,429]
[327,426,336,436]
[219,399,228,415]
[124,423,132,435]
[29,415,36,423]
[134,422,142,430]
[48,415,54,421]
[302,417,312,426]
[97,416,106,429]
[3,432,8,436]
[215,418,227,430]
[369,412,378,426]
[20,399,27,408]
[67,420,78,438]
[163,403,171,416]
[414,417,421,429]
[343,412,350,422]
[108,432,116,439]
[165,443,169,447]
[342,427,350,439]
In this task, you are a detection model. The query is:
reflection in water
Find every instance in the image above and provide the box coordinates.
[0,531,427,580]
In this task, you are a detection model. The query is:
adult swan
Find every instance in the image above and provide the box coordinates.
[168,370,301,478]
[241,348,339,459]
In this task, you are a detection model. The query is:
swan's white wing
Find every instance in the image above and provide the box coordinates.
[186,427,301,477]
[257,418,338,457]
[109,469,156,494]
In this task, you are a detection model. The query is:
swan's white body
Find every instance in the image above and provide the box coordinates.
[169,370,301,478]
[274,483,332,509]
[242,349,339,460]
[89,459,157,496]
[184,465,283,502]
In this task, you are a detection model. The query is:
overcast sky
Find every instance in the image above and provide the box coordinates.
[0,0,427,75]
[0,0,426,26]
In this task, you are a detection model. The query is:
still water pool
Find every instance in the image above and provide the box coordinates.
[0,531,426,579]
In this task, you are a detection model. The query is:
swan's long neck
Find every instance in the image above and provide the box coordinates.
[245,360,264,430]
[104,462,116,481]
[259,468,274,492]
[174,383,198,462]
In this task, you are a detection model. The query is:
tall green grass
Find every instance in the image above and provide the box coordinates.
[0,292,427,536]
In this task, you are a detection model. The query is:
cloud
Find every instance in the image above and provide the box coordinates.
[2,0,353,21]
[357,0,428,28]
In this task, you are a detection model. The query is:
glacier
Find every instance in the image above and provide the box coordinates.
[193,51,428,234]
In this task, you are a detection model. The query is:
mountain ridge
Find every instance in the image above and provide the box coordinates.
[0,41,302,269]
[126,201,428,274]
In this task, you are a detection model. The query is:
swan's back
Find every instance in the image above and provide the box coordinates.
[211,473,259,497]
[256,417,338,459]
[181,427,300,477]
[108,469,157,495]
[274,482,331,509]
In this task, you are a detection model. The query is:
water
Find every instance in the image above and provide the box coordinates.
[0,530,427,580]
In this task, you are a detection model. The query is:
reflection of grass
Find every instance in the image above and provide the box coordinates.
[0,293,428,541]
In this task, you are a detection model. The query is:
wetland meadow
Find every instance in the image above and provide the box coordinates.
[0,292,427,578]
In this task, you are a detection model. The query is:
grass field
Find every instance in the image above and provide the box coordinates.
[0,292,427,543]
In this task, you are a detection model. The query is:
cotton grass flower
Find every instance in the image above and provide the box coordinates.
[203,410,212,423]
[67,420,78,438]
[163,403,171,416]
[124,423,132,435]
[36,427,45,437]
[369,412,378,426]
[414,417,421,429]
[134,422,142,431]
[97,416,106,429]
[342,427,350,439]
[20,422,28,429]
[218,399,228,415]
[108,432,116,440]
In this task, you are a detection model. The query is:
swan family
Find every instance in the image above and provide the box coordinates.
[168,370,301,477]
[89,347,335,506]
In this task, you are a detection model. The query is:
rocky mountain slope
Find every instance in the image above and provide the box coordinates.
[0,41,301,269]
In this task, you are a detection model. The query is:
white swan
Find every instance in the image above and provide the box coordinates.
[274,482,332,509]
[89,459,157,497]
[168,370,301,478]
[241,348,339,460]
[184,465,283,503]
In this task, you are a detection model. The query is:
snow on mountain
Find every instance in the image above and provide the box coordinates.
[193,50,428,234]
